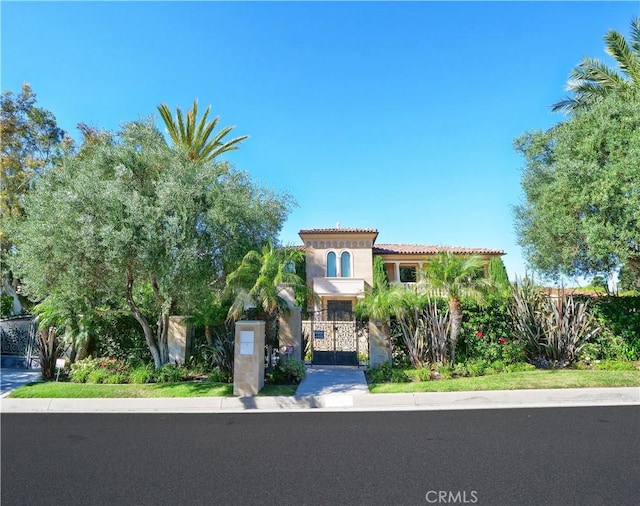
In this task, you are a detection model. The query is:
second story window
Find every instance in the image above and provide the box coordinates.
[341,251,351,277]
[326,250,351,277]
[327,251,337,277]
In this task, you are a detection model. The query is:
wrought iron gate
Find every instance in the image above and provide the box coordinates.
[0,316,38,368]
[303,310,368,366]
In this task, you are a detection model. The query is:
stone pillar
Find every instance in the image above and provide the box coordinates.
[369,321,391,367]
[277,285,302,362]
[279,307,302,362]
[167,316,192,365]
[233,321,265,396]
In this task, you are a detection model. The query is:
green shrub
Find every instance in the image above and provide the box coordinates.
[103,372,128,384]
[436,363,453,379]
[70,358,100,383]
[128,363,155,384]
[466,359,489,377]
[87,368,110,384]
[593,360,637,371]
[490,360,506,373]
[1,294,14,318]
[208,366,230,383]
[505,362,536,373]
[452,362,468,377]
[458,293,514,363]
[155,364,185,383]
[415,367,432,382]
[269,359,307,385]
[366,363,393,383]
[390,368,410,383]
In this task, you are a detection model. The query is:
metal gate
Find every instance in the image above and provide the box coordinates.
[0,316,38,368]
[303,310,369,367]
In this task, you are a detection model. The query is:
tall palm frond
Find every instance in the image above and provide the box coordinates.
[553,17,640,113]
[157,100,248,162]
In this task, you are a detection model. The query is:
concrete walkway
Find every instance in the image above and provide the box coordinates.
[295,366,369,396]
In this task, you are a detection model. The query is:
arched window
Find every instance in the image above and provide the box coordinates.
[327,251,337,277]
[340,251,351,277]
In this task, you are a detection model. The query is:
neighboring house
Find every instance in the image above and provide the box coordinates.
[299,227,504,319]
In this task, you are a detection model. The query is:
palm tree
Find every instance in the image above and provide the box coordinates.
[225,243,307,367]
[157,100,248,162]
[553,17,640,113]
[419,252,492,365]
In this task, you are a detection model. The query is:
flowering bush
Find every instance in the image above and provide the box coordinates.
[70,357,129,383]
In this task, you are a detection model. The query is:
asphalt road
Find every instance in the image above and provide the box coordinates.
[2,407,639,506]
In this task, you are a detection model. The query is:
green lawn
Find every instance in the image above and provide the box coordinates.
[369,369,640,393]
[9,369,640,398]
[8,381,298,398]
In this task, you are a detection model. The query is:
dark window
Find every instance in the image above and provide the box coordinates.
[399,266,417,282]
[327,300,353,321]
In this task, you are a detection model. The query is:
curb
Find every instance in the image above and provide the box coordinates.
[2,387,638,414]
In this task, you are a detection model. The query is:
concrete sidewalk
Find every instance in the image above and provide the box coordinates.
[2,387,638,414]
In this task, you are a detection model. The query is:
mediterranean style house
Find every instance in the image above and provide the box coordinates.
[299,227,505,319]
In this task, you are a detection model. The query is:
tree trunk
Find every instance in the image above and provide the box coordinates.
[204,325,213,346]
[125,271,162,368]
[449,298,463,365]
[157,312,170,365]
[627,255,640,290]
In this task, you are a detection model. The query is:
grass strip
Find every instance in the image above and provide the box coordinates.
[369,369,640,393]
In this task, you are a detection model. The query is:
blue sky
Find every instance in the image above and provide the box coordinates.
[2,1,638,282]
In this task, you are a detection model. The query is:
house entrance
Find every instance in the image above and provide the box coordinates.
[303,306,369,367]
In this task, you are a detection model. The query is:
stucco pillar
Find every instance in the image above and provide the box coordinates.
[233,321,265,396]
[394,262,400,284]
[369,321,391,367]
[167,316,192,365]
[277,285,302,362]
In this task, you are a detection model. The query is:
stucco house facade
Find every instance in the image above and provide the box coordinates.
[299,227,505,318]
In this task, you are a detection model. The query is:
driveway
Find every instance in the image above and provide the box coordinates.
[0,368,42,398]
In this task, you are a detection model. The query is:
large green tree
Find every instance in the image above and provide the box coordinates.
[514,92,640,285]
[1,84,69,314]
[9,120,292,367]
[552,17,640,113]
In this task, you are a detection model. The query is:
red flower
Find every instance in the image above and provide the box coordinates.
[476,331,483,338]
[100,361,106,367]
[498,338,509,345]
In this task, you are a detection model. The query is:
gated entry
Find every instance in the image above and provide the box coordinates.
[303,310,368,366]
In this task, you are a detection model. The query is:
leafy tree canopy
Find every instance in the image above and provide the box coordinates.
[514,92,640,284]
[9,119,293,366]
[1,84,69,269]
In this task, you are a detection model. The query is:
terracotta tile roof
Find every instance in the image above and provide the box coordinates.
[373,244,505,255]
[299,228,378,234]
